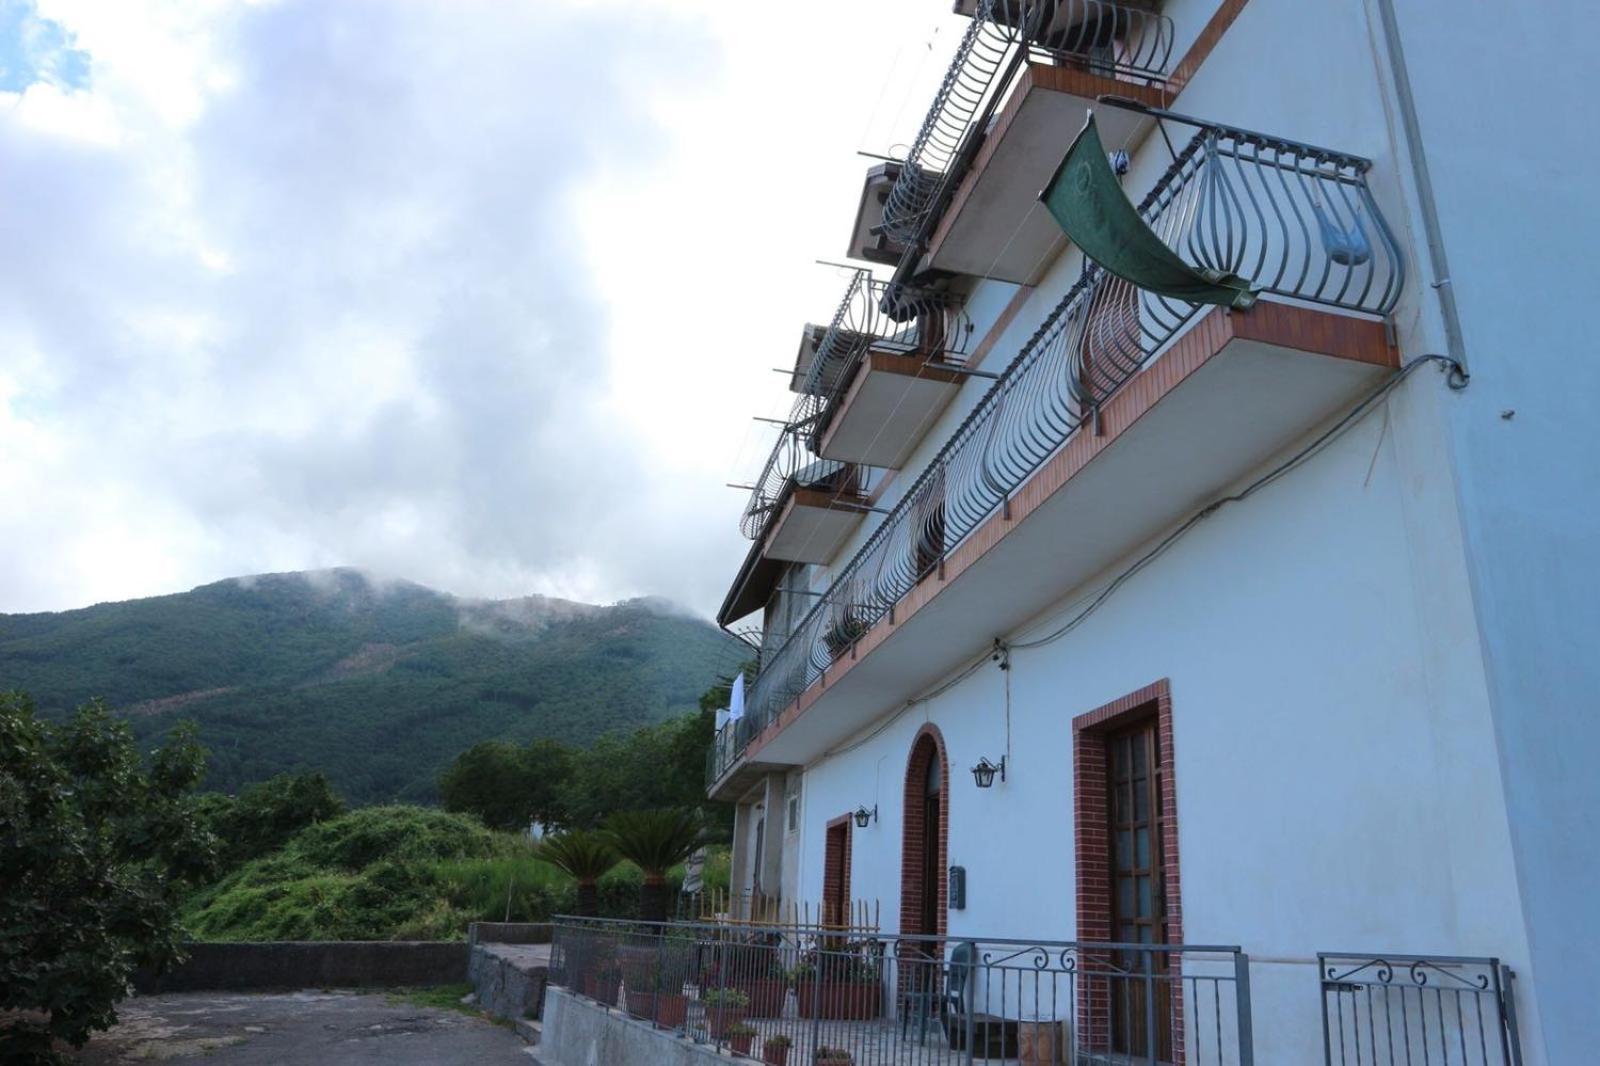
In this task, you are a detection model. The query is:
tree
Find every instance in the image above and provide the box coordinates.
[603,808,704,923]
[537,831,619,917]
[199,771,344,870]
[437,739,572,832]
[0,693,217,1062]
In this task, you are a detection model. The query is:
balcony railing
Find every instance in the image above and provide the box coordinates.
[800,270,974,452]
[738,402,855,543]
[881,0,1175,251]
[1319,953,1524,1066]
[550,916,1254,1064]
[712,111,1403,785]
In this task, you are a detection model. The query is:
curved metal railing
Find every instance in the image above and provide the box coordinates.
[881,0,1175,249]
[737,397,850,542]
[801,270,975,451]
[712,115,1404,784]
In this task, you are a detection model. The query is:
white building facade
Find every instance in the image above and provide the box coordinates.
[709,2,1599,1064]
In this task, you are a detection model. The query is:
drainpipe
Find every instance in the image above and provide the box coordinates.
[1372,0,1469,376]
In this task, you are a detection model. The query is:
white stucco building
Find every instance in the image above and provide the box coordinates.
[706,2,1598,1063]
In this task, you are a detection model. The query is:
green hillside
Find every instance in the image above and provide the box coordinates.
[0,569,742,804]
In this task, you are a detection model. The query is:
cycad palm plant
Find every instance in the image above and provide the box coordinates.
[538,830,620,917]
[603,808,704,923]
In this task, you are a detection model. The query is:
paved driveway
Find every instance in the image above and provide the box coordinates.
[76,990,533,1064]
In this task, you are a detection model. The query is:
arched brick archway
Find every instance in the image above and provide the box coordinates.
[900,724,949,939]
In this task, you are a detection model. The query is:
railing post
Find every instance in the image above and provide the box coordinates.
[809,938,824,1059]
[1144,948,1158,1065]
[965,939,977,1066]
[1497,964,1522,1066]
[652,926,666,1030]
[1234,950,1254,1066]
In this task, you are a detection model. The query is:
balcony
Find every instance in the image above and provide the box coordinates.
[710,109,1404,793]
[880,0,1175,278]
[738,412,868,567]
[796,270,974,470]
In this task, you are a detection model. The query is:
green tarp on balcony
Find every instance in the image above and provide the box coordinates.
[1040,114,1257,310]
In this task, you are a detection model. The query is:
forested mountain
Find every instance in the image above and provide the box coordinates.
[0,569,742,804]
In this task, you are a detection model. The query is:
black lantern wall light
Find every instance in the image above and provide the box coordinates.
[853,804,877,829]
[970,755,1006,788]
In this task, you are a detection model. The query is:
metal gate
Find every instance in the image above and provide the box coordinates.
[1319,953,1523,1066]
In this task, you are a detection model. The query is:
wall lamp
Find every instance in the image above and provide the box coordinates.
[971,756,1006,789]
[853,805,878,829]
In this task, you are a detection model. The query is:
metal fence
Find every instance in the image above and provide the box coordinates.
[710,107,1404,787]
[551,916,1253,1065]
[1319,954,1523,1066]
[881,0,1175,250]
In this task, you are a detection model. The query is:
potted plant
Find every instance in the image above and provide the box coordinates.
[622,935,693,1029]
[794,951,882,1020]
[584,960,622,1006]
[726,943,788,1018]
[821,612,870,660]
[602,808,705,923]
[702,986,750,1038]
[726,1021,758,1056]
[814,1048,854,1066]
[762,1033,793,1066]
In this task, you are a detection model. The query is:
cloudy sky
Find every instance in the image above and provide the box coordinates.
[0,0,961,617]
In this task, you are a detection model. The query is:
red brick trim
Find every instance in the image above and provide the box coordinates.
[823,814,853,929]
[1073,679,1184,1062]
[900,724,950,940]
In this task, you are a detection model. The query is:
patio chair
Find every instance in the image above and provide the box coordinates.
[898,943,973,1045]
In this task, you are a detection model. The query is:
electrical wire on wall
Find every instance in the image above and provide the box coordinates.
[819,351,1466,764]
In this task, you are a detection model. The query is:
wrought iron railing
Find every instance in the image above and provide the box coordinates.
[1319,953,1523,1066]
[551,915,1254,1064]
[800,270,974,453]
[738,403,854,543]
[881,0,1175,250]
[711,112,1403,785]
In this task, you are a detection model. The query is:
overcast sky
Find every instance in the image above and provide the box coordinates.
[0,0,961,617]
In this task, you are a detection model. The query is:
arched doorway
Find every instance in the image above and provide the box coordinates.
[900,726,949,939]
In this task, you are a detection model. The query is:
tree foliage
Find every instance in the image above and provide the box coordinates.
[0,693,217,1061]
[196,771,345,870]
[438,739,571,832]
[603,808,705,922]
[536,831,619,916]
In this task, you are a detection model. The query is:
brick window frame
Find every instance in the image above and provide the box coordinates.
[900,724,950,939]
[823,814,853,929]
[1073,679,1184,1062]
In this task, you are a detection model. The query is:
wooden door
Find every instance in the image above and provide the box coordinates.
[1107,718,1171,1059]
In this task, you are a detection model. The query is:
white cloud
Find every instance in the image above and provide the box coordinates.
[0,0,963,617]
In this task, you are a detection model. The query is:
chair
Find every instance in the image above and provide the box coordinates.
[898,943,974,1046]
[940,942,974,1042]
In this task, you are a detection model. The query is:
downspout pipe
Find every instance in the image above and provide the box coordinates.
[1373,0,1469,376]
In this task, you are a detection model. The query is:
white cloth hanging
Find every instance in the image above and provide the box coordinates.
[729,673,746,721]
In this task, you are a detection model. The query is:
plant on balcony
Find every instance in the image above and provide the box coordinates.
[705,938,789,1018]
[821,611,870,660]
[814,1048,854,1065]
[620,931,695,1029]
[725,1021,758,1055]
[792,947,883,1021]
[762,1033,793,1066]
[702,986,750,1038]
[537,830,619,917]
[602,808,704,923]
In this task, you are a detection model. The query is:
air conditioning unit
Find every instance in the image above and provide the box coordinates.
[846,161,907,266]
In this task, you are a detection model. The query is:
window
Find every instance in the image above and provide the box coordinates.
[786,783,801,833]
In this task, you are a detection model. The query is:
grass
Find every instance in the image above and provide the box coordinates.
[385,983,479,1015]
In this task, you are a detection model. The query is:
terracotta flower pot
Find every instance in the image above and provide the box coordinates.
[761,1042,790,1066]
[728,1031,755,1055]
[583,973,620,1006]
[737,979,788,1018]
[1018,1019,1068,1065]
[706,1006,747,1039]
[626,991,688,1028]
[796,980,882,1020]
